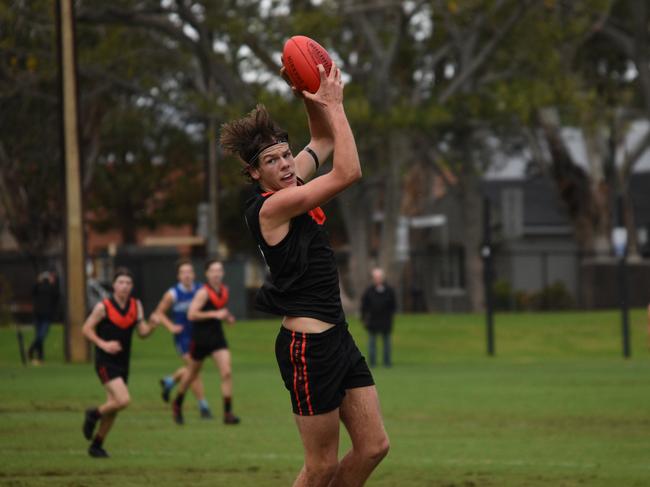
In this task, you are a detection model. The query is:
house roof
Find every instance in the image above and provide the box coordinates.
[485,120,650,180]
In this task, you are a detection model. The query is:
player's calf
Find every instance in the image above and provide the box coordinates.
[82,408,101,440]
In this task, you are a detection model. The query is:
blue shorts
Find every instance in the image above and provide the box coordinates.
[174,331,193,356]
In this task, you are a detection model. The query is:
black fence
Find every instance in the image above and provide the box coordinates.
[400,248,650,313]
[0,249,248,324]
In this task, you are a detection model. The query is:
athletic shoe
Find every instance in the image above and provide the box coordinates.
[223,413,240,425]
[200,408,213,419]
[160,379,171,403]
[82,409,99,440]
[88,444,109,458]
[173,403,184,425]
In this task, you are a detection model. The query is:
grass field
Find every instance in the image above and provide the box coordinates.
[1,310,650,486]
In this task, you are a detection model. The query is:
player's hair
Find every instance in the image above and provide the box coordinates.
[175,258,193,273]
[112,267,133,283]
[219,104,289,176]
[204,258,223,272]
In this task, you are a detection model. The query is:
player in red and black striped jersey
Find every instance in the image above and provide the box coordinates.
[81,267,155,458]
[220,63,389,486]
[171,259,240,425]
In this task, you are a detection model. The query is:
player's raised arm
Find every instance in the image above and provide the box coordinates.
[293,93,335,181]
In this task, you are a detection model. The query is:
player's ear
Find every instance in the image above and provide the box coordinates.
[249,166,261,181]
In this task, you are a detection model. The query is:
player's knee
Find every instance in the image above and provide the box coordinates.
[116,395,131,410]
[363,433,390,463]
[220,368,232,381]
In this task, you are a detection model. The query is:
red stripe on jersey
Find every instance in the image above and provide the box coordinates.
[301,333,314,415]
[289,332,302,415]
[205,284,229,309]
[308,207,326,225]
[103,298,138,329]
[260,189,326,225]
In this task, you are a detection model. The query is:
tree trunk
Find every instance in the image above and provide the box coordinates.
[378,132,408,295]
[338,182,371,310]
[460,160,485,312]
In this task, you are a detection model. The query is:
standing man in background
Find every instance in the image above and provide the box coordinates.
[361,268,397,368]
[28,271,60,365]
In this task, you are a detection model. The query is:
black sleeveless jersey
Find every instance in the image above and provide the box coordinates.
[244,185,345,325]
[192,284,228,343]
[95,297,139,366]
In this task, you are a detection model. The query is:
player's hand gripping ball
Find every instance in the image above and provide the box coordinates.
[282,35,333,94]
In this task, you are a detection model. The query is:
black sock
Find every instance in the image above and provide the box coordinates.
[91,435,103,448]
[174,393,185,407]
[89,408,101,420]
[223,397,232,414]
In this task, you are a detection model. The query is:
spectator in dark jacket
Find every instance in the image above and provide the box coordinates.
[361,268,396,367]
[28,271,59,364]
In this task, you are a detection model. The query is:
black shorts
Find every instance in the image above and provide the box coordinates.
[275,323,374,416]
[95,362,129,385]
[189,332,228,361]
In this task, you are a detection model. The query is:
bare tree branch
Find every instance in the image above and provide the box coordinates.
[438,0,535,103]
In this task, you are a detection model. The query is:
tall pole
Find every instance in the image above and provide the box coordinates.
[482,197,495,356]
[57,0,88,362]
[206,115,219,258]
[614,195,630,358]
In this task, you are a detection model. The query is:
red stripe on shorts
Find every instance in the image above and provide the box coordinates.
[289,332,303,415]
[301,333,314,415]
[100,366,109,383]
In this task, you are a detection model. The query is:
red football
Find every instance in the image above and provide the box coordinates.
[282,35,332,94]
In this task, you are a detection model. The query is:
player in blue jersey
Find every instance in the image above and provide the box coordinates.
[151,259,212,418]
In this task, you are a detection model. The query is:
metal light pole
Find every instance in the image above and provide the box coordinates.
[57,0,88,362]
[482,197,495,356]
[613,195,630,358]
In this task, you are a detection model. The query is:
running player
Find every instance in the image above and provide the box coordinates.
[151,259,212,418]
[81,267,155,458]
[220,63,389,486]
[171,259,240,425]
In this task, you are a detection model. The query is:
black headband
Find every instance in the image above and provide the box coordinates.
[246,136,289,166]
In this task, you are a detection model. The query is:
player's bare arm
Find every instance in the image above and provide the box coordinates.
[294,96,335,182]
[152,291,183,334]
[136,301,155,338]
[82,302,121,354]
[187,288,222,321]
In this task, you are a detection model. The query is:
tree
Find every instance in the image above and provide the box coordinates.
[0,1,63,265]
[85,106,202,244]
[327,0,545,310]
[528,0,649,258]
[596,0,650,257]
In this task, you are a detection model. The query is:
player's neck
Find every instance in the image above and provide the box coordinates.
[179,282,194,292]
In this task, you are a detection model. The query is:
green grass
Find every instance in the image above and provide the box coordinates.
[1,310,650,486]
